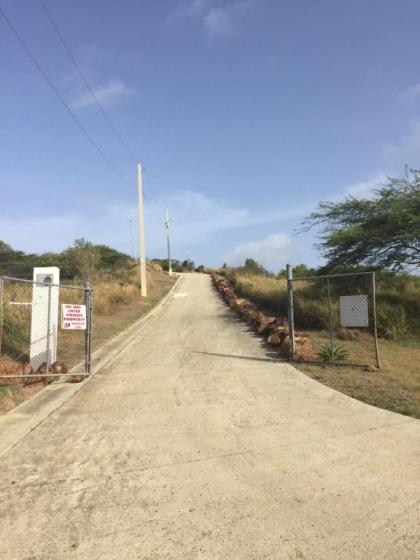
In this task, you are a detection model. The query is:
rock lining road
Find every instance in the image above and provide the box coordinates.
[1,273,419,559]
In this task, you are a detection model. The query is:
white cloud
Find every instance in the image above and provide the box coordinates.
[72,78,135,109]
[0,191,306,258]
[342,171,388,199]
[381,120,420,167]
[399,82,420,101]
[168,0,257,39]
[225,233,293,269]
[203,8,234,37]
[168,0,210,21]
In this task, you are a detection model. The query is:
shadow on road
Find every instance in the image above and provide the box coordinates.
[193,351,286,364]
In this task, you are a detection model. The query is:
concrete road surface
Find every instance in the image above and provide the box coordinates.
[1,274,419,559]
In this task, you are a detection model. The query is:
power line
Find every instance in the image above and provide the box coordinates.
[142,171,165,213]
[39,0,165,211]
[39,0,139,164]
[0,4,135,191]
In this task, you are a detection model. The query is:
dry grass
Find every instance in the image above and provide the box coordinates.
[93,282,139,314]
[0,267,176,415]
[226,271,288,314]
[221,269,420,419]
[299,339,420,419]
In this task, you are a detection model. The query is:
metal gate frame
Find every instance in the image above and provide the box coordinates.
[0,276,93,380]
[286,266,380,368]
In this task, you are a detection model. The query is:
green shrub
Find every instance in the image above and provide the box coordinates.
[318,344,349,363]
[377,303,409,339]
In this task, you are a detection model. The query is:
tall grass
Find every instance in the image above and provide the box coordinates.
[93,282,139,314]
[221,268,420,340]
[223,270,289,316]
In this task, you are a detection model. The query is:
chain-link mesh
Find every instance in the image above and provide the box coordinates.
[290,272,379,367]
[0,276,91,384]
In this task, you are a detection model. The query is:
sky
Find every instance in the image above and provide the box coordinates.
[1,0,420,272]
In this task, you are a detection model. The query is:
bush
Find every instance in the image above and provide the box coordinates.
[318,343,349,363]
[377,303,409,339]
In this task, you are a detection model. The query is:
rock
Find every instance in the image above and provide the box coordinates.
[35,362,54,385]
[295,335,315,360]
[69,374,85,383]
[278,334,315,361]
[279,336,291,357]
[256,313,277,335]
[365,364,378,373]
[267,333,282,346]
[51,361,68,374]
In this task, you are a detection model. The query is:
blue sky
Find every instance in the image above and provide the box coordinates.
[1,0,420,271]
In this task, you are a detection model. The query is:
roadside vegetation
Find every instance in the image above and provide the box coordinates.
[217,263,420,418]
[0,239,177,414]
[216,170,420,418]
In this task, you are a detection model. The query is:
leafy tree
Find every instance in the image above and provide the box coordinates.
[302,170,420,271]
[95,245,133,270]
[0,241,36,277]
[64,239,100,281]
[180,259,195,272]
[239,258,272,276]
[277,264,316,278]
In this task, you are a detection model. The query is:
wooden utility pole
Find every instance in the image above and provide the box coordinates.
[165,209,172,276]
[137,163,147,296]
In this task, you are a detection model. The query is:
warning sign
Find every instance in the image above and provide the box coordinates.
[61,304,86,330]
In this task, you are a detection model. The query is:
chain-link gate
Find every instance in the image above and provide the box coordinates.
[0,276,92,383]
[287,270,380,367]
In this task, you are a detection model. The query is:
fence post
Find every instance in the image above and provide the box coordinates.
[371,272,381,369]
[0,278,3,355]
[326,278,334,363]
[287,264,296,361]
[84,281,92,374]
[46,282,52,374]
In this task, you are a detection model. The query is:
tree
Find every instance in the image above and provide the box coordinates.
[239,258,271,276]
[302,170,420,271]
[65,239,100,281]
[0,241,37,277]
[277,264,316,278]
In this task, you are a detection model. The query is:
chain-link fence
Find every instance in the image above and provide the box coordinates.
[0,275,92,384]
[287,270,380,367]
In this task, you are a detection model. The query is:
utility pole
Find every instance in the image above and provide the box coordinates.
[165,209,172,276]
[128,218,136,260]
[137,163,147,296]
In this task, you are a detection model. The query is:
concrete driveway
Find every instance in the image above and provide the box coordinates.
[1,273,419,559]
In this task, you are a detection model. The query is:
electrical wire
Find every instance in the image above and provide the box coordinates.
[39,0,139,164]
[0,4,135,191]
[38,1,167,212]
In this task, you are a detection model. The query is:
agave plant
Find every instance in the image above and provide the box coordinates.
[317,343,349,363]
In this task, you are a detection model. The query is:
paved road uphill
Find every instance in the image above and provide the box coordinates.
[1,274,419,559]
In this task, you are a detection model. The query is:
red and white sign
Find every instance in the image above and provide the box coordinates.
[61,304,86,330]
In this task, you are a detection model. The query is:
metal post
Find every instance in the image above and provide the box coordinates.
[46,283,52,373]
[286,264,296,361]
[0,278,4,355]
[372,272,381,368]
[327,278,334,362]
[84,281,92,374]
[165,209,172,276]
[137,163,148,297]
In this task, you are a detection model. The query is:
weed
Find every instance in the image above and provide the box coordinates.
[317,343,349,363]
